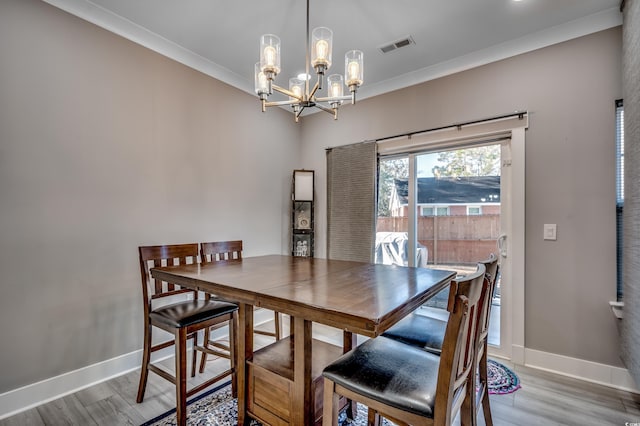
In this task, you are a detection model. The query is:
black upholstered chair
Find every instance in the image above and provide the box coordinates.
[322,264,487,426]
[381,253,500,426]
[136,244,238,426]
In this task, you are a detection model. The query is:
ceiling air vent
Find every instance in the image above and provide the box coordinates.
[379,36,415,54]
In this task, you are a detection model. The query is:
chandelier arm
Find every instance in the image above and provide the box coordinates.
[314,103,337,115]
[264,99,302,107]
[271,84,303,101]
[315,95,351,102]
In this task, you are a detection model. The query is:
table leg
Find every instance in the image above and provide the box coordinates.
[237,303,253,426]
[343,330,356,352]
[292,316,313,425]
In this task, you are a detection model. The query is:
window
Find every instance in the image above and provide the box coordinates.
[436,206,449,216]
[467,206,482,215]
[420,206,449,216]
[616,99,624,301]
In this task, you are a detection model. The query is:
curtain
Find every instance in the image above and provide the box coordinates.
[622,0,640,386]
[326,141,377,262]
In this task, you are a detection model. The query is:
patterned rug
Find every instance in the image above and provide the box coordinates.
[140,383,381,426]
[142,360,520,426]
[487,359,521,395]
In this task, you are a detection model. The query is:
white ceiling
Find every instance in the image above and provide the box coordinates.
[44,0,621,102]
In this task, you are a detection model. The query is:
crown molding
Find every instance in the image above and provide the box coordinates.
[41,0,249,91]
[43,1,621,103]
[359,7,622,100]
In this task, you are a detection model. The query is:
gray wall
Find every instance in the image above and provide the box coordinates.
[622,0,640,384]
[300,28,623,367]
[0,0,299,393]
[0,0,627,395]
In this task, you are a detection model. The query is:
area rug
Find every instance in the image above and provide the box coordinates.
[141,383,390,426]
[487,359,521,394]
[142,360,520,426]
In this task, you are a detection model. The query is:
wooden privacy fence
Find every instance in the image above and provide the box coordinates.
[376,214,500,265]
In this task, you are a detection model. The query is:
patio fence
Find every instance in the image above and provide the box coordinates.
[376,214,500,265]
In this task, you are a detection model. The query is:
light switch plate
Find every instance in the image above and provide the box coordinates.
[544,224,557,240]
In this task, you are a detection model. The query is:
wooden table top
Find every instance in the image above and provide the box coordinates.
[151,255,455,337]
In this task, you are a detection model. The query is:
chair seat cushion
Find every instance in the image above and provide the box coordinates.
[150,299,237,329]
[382,312,446,354]
[322,336,441,418]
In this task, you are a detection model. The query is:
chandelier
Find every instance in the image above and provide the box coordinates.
[254,0,364,122]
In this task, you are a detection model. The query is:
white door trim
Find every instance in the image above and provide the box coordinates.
[378,114,528,364]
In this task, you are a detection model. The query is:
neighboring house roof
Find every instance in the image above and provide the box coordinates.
[394,176,500,205]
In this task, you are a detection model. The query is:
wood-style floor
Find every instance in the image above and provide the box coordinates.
[1,316,639,426]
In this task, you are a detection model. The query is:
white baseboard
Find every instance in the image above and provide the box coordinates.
[511,344,526,365]
[3,313,637,420]
[0,308,274,420]
[0,349,147,420]
[524,348,639,394]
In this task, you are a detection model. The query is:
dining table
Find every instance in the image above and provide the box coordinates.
[150,254,455,425]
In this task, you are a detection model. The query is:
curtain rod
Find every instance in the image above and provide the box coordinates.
[325,111,527,151]
[374,111,527,143]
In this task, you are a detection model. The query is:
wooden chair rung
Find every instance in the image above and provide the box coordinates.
[148,364,176,385]
[203,340,231,352]
[185,367,234,398]
[253,329,277,336]
[194,344,231,359]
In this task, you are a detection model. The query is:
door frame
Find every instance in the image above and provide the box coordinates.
[377,114,527,363]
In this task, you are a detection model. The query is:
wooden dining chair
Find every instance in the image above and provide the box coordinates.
[381,254,500,426]
[322,264,487,426]
[199,240,281,362]
[136,244,238,426]
[470,254,500,426]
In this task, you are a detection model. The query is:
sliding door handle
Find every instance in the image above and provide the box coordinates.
[497,234,507,258]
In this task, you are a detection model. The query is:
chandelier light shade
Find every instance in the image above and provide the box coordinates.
[311,27,332,73]
[256,0,363,122]
[289,78,305,100]
[254,62,269,95]
[328,75,343,96]
[345,50,364,89]
[259,34,281,77]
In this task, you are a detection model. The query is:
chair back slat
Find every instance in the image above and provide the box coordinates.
[138,244,200,309]
[153,258,163,294]
[201,240,243,263]
[435,263,487,425]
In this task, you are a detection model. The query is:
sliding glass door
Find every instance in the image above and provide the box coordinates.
[376,157,410,267]
[376,143,504,348]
